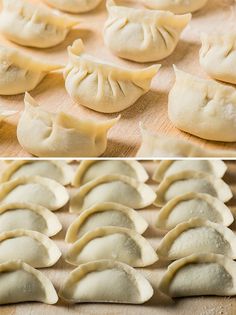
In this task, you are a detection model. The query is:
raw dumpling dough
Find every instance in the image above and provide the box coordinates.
[0,202,62,236]
[44,0,102,13]
[155,192,234,230]
[59,259,153,304]
[104,0,191,63]
[159,253,236,297]
[64,39,160,113]
[168,67,236,142]
[17,93,119,157]
[66,202,148,242]
[200,33,236,85]
[70,174,156,212]
[0,0,78,48]
[144,0,208,14]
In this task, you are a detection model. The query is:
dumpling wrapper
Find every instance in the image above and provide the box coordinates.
[43,0,102,13]
[144,0,208,14]
[59,259,153,304]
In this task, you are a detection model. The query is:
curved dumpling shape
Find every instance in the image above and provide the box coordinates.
[200,33,236,85]
[72,160,149,186]
[64,40,160,113]
[17,93,119,157]
[66,202,148,242]
[144,0,208,14]
[157,218,236,260]
[0,0,78,48]
[168,67,236,142]
[0,202,62,236]
[59,259,153,304]
[1,160,74,185]
[155,192,234,230]
[0,229,61,268]
[0,176,69,211]
[153,160,227,182]
[159,253,236,297]
[0,45,61,96]
[0,260,58,304]
[104,0,191,63]
[44,0,103,13]
[70,174,156,212]
[66,226,158,266]
[154,171,232,207]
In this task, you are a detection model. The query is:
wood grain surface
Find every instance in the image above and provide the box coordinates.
[1,160,236,315]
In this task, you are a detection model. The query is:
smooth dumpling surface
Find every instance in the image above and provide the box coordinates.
[1,160,74,185]
[0,176,69,211]
[200,33,236,85]
[44,0,102,13]
[64,39,160,113]
[157,218,236,260]
[0,229,61,268]
[144,0,208,14]
[0,260,58,304]
[0,0,78,48]
[17,93,119,157]
[0,202,62,236]
[66,202,148,242]
[59,259,153,304]
[72,160,149,186]
[159,253,236,297]
[104,0,191,63]
[154,171,232,206]
[169,67,236,142]
[155,192,234,230]
[70,174,156,212]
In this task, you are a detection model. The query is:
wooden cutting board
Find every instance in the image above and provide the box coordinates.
[1,160,236,315]
[0,0,236,157]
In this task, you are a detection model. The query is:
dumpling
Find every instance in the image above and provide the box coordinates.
[144,0,208,14]
[0,0,78,48]
[0,260,58,304]
[0,176,69,211]
[154,171,232,207]
[59,259,153,304]
[104,0,191,63]
[72,160,149,186]
[0,229,61,268]
[65,226,158,266]
[157,218,236,260]
[159,253,236,297]
[0,202,62,236]
[70,174,156,212]
[200,33,236,85]
[153,160,227,182]
[64,39,160,113]
[168,67,236,142]
[0,108,17,123]
[1,160,74,185]
[66,202,148,242]
[17,93,119,157]
[155,192,234,230]
[44,0,103,13]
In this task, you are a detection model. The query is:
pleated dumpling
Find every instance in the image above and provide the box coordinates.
[168,67,236,142]
[59,260,153,304]
[144,0,208,14]
[155,192,234,230]
[104,0,191,63]
[70,175,156,212]
[159,253,236,297]
[66,202,148,242]
[64,39,160,113]
[17,93,119,157]
[154,171,232,206]
[44,0,103,13]
[200,33,236,85]
[0,0,78,48]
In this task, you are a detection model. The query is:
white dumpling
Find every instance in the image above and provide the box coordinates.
[168,67,236,142]
[104,0,191,63]
[43,0,102,13]
[66,202,148,242]
[70,174,156,212]
[159,253,236,297]
[59,260,153,304]
[64,39,160,113]
[144,0,208,14]
[17,93,119,157]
